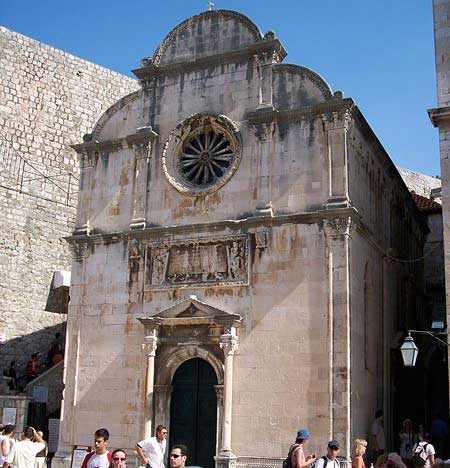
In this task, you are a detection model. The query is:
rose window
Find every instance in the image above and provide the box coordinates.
[180,131,233,186]
[162,114,242,196]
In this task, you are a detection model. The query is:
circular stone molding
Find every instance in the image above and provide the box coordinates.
[162,114,242,196]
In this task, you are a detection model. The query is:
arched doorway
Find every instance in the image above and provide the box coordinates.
[169,358,218,468]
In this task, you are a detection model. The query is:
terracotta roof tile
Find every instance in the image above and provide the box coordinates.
[411,192,442,213]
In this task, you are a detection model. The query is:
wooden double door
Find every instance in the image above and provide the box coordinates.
[169,358,218,468]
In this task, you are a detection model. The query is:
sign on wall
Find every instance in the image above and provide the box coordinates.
[48,418,60,453]
[71,448,89,468]
[2,407,17,425]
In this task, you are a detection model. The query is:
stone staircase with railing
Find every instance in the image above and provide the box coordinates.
[24,360,64,416]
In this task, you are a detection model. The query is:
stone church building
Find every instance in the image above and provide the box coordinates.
[54,9,427,468]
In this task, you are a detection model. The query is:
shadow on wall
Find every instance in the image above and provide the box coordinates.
[0,322,67,390]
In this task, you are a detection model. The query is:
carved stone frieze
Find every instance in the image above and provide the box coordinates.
[144,236,249,289]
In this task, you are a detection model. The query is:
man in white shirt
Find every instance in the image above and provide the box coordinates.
[314,440,340,468]
[10,427,45,468]
[136,425,168,468]
[412,436,435,468]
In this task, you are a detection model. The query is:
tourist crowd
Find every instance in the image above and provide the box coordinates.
[0,409,449,468]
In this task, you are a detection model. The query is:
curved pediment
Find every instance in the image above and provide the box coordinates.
[151,10,263,66]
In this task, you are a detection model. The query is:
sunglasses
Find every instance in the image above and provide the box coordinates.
[113,458,126,461]
[170,455,181,459]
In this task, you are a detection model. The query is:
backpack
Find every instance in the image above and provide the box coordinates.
[411,443,429,468]
[282,444,300,468]
[314,456,340,468]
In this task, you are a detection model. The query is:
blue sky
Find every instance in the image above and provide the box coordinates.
[2,0,440,177]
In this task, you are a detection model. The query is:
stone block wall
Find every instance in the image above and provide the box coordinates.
[397,167,441,198]
[431,0,450,406]
[0,26,139,374]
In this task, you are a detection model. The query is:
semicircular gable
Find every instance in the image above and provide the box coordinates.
[273,64,333,109]
[152,9,263,66]
[91,90,142,140]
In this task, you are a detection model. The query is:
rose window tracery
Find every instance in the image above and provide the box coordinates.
[162,114,242,196]
[180,130,233,186]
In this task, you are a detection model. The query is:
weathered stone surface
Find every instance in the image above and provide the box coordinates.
[57,9,426,465]
[0,26,139,372]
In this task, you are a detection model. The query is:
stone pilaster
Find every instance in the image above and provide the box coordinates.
[130,140,151,230]
[214,385,224,455]
[324,216,353,462]
[254,52,276,110]
[218,328,238,457]
[254,122,275,217]
[142,328,159,439]
[73,151,94,235]
[322,110,352,209]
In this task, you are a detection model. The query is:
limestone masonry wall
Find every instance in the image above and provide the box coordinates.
[0,26,139,373]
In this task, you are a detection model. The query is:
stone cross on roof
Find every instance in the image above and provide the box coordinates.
[207,1,215,10]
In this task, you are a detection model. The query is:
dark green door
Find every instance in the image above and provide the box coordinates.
[169,358,217,468]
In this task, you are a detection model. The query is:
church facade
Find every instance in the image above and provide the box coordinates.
[55,10,427,468]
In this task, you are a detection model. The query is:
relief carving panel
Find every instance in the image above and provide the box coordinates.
[144,236,249,289]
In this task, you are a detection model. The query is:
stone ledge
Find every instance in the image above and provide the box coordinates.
[71,128,158,154]
[247,98,354,124]
[132,39,287,81]
[428,106,450,127]
[67,206,359,244]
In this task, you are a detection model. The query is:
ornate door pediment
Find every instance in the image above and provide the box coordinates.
[137,295,242,343]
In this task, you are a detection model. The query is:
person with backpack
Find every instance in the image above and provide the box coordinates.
[411,434,435,468]
[283,429,316,468]
[313,440,340,468]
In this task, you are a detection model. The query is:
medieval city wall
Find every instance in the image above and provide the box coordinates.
[397,168,441,198]
[0,26,139,372]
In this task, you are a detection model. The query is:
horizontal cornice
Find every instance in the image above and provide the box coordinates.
[428,106,450,127]
[246,98,355,124]
[132,39,287,80]
[66,206,359,245]
[71,128,158,154]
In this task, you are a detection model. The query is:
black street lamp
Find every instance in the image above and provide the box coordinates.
[400,330,448,367]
